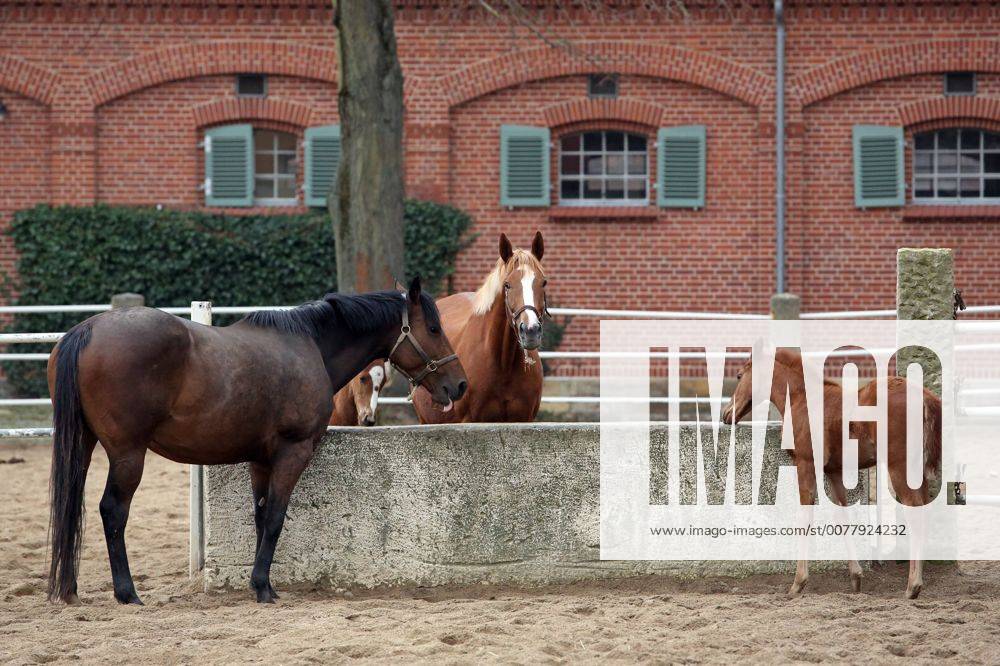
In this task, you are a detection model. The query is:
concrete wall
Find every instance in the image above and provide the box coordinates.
[204,423,867,591]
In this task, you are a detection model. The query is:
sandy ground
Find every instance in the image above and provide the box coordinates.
[3,442,1000,665]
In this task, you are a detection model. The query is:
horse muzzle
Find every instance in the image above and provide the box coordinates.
[518,322,543,350]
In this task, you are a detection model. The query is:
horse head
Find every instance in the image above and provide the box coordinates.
[496,231,548,351]
[350,360,392,426]
[391,276,468,412]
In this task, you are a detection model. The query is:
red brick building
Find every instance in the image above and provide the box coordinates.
[1,0,999,359]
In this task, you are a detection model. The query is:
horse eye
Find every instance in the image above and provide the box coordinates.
[542,279,548,287]
[361,377,369,383]
[429,325,441,335]
[503,282,511,290]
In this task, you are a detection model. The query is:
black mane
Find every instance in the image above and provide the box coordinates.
[241,290,441,338]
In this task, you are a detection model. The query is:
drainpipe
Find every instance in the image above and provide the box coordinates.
[774,0,787,294]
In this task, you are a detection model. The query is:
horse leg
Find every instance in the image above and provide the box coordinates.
[250,441,313,604]
[829,474,863,592]
[900,485,929,600]
[790,457,817,596]
[99,449,146,605]
[249,462,276,599]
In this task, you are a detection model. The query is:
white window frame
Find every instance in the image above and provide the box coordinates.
[558,130,649,207]
[253,129,298,207]
[912,128,1000,205]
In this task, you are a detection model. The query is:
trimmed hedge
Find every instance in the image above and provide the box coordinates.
[2,202,472,397]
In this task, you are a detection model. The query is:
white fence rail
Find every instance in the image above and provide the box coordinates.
[3,300,1000,415]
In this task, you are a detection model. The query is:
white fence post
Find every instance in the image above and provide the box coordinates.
[189,301,211,576]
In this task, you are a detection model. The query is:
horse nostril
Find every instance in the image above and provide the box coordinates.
[456,380,468,398]
[519,322,527,333]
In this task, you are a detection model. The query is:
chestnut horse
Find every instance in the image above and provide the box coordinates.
[46,278,466,605]
[413,232,547,423]
[329,360,392,426]
[722,347,941,598]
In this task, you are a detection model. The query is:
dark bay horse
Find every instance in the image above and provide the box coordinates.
[328,360,391,426]
[722,347,941,598]
[47,278,467,605]
[413,232,547,423]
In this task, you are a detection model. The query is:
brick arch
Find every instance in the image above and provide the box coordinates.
[440,43,770,110]
[0,55,59,106]
[191,98,313,128]
[86,41,338,108]
[898,97,1000,127]
[795,39,1000,108]
[542,98,664,129]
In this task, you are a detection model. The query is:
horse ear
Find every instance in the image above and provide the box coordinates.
[531,231,544,260]
[499,233,513,263]
[407,275,422,304]
[393,278,405,292]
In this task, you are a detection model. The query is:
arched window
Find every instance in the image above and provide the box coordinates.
[254,129,298,205]
[559,130,648,206]
[913,127,1000,203]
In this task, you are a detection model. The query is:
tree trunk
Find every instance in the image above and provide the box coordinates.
[330,0,405,293]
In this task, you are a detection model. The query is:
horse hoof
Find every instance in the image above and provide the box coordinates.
[115,591,143,605]
[906,584,922,600]
[268,584,280,600]
[61,593,82,606]
[256,592,277,604]
[788,579,808,596]
[851,575,862,593]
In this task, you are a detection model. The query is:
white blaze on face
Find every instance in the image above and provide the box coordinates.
[520,269,539,328]
[368,364,386,415]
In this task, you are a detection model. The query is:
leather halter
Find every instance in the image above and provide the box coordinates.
[388,303,459,389]
[504,283,550,333]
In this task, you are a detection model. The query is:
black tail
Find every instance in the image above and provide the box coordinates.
[47,322,93,602]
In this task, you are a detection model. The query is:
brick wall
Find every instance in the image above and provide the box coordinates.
[2,1,1000,373]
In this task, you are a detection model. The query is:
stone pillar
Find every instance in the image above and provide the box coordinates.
[111,292,144,309]
[896,248,953,395]
[770,293,800,320]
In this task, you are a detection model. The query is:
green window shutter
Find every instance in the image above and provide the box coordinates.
[500,125,550,207]
[205,124,253,207]
[853,125,904,208]
[657,125,706,208]
[304,124,341,208]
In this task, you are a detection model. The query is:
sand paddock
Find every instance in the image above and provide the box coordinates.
[2,440,1000,664]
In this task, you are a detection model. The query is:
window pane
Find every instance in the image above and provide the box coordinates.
[606,155,624,176]
[627,178,646,199]
[605,179,625,199]
[255,130,276,148]
[605,132,624,152]
[960,153,980,174]
[914,132,934,150]
[628,154,647,175]
[254,178,274,199]
[561,179,580,199]
[583,132,602,151]
[561,134,580,151]
[585,156,603,175]
[960,178,981,198]
[277,132,296,151]
[937,178,958,197]
[914,178,934,198]
[938,152,958,173]
[985,132,1000,150]
[938,129,958,149]
[277,178,296,199]
[628,134,647,151]
[985,179,1000,198]
[985,154,1000,174]
[561,154,580,175]
[961,130,981,150]
[583,178,602,198]
[277,154,296,175]
[255,153,272,173]
[914,152,933,174]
